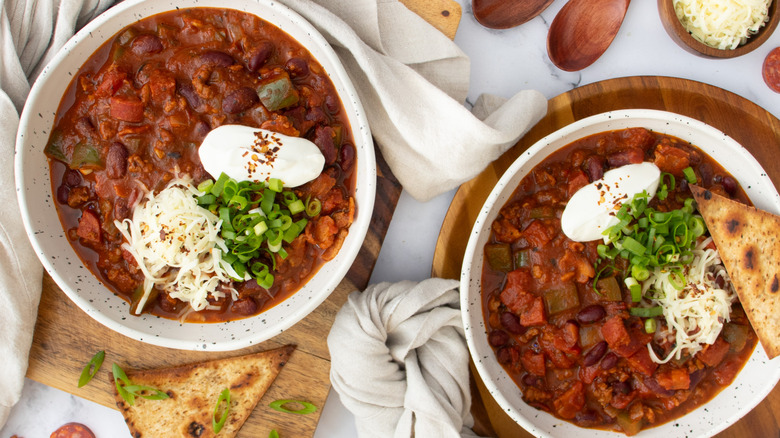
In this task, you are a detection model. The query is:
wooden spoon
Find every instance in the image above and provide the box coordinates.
[547,0,631,71]
[472,0,555,29]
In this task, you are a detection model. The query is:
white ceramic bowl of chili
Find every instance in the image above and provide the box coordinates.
[460,109,780,437]
[15,0,375,351]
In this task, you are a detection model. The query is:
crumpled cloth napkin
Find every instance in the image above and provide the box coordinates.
[0,0,546,429]
[0,0,113,426]
[328,279,480,438]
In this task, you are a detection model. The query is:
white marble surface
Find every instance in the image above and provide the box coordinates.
[4,0,780,436]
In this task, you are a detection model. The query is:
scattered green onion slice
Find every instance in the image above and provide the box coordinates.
[269,430,280,438]
[123,384,170,400]
[269,399,318,415]
[112,363,135,406]
[213,388,231,434]
[78,350,105,388]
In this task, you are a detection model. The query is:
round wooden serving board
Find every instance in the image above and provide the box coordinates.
[432,76,780,438]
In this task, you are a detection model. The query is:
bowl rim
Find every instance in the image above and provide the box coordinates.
[15,0,376,351]
[460,108,780,437]
[657,0,779,58]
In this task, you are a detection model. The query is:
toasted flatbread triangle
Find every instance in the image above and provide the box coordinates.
[114,345,295,438]
[690,185,780,359]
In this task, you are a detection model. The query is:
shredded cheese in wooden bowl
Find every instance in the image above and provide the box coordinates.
[673,0,772,50]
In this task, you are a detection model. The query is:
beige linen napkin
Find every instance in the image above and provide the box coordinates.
[0,0,113,426]
[0,0,546,429]
[328,279,480,438]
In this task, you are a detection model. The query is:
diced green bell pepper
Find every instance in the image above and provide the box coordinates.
[543,283,580,315]
[257,72,299,111]
[485,243,513,272]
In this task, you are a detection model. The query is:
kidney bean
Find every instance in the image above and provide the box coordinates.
[131,34,163,55]
[222,87,259,114]
[644,377,674,397]
[178,82,200,109]
[522,373,543,388]
[56,184,70,204]
[193,119,211,138]
[339,144,355,172]
[600,352,618,370]
[722,175,738,196]
[285,57,309,77]
[496,346,513,365]
[574,410,600,425]
[607,147,644,167]
[314,126,337,164]
[63,168,82,187]
[106,142,129,179]
[199,50,235,67]
[231,296,258,315]
[612,380,631,395]
[576,304,606,324]
[583,341,608,367]
[488,330,509,347]
[584,155,604,182]
[325,93,341,113]
[500,311,525,335]
[247,41,274,71]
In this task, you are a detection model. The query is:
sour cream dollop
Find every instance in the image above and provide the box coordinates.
[561,162,661,242]
[198,125,325,187]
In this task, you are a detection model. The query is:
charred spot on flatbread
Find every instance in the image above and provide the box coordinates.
[113,345,296,438]
[690,184,780,360]
[743,246,755,270]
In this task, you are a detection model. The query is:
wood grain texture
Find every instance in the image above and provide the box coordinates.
[431,76,780,438]
[399,0,461,39]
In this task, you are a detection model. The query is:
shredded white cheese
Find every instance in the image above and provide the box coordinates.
[673,0,772,50]
[115,176,239,315]
[640,237,737,364]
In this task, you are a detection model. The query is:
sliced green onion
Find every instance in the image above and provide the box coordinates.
[269,430,280,438]
[112,363,135,406]
[123,384,170,400]
[78,350,105,388]
[630,306,664,318]
[197,179,214,193]
[682,167,697,184]
[305,197,321,217]
[269,399,318,415]
[624,276,642,302]
[644,317,658,333]
[268,178,284,192]
[213,388,231,434]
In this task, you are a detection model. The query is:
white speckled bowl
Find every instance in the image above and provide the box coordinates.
[15,0,375,351]
[461,109,780,436]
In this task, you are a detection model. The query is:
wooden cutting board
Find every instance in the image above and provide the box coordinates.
[25,2,461,437]
[432,76,780,438]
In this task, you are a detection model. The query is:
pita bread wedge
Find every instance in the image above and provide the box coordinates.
[113,345,295,438]
[690,185,780,359]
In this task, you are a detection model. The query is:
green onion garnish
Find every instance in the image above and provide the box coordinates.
[112,364,169,405]
[213,388,231,433]
[644,317,658,333]
[269,430,280,438]
[682,166,697,184]
[196,173,313,290]
[269,399,318,415]
[78,350,105,388]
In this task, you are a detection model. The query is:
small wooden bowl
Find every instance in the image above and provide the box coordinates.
[658,0,779,58]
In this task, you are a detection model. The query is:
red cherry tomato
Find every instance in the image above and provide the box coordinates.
[50,423,96,438]
[762,47,780,93]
